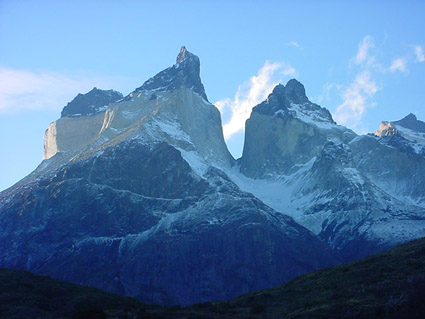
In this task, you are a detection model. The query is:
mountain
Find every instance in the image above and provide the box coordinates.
[3,237,425,318]
[0,48,338,306]
[231,81,425,261]
[1,46,425,306]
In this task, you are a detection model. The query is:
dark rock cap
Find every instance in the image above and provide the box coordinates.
[253,79,310,116]
[61,87,123,118]
[252,79,329,117]
[136,46,208,101]
[284,79,309,104]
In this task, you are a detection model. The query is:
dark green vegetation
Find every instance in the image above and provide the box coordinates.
[2,237,425,318]
[0,268,150,319]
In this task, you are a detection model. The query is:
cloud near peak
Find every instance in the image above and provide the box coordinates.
[355,35,375,65]
[389,58,408,73]
[215,61,297,140]
[333,71,378,130]
[412,45,425,63]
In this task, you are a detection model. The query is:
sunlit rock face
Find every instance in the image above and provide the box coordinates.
[44,111,107,160]
[44,88,124,160]
[0,48,339,306]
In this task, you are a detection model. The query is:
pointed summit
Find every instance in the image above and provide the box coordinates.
[136,47,207,101]
[252,79,333,123]
[394,113,425,133]
[375,113,425,138]
[285,79,309,104]
[176,46,190,63]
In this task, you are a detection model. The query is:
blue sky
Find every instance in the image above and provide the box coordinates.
[1,0,425,191]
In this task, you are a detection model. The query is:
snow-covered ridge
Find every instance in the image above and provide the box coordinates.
[280,102,344,131]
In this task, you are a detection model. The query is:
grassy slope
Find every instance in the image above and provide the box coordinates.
[2,237,425,318]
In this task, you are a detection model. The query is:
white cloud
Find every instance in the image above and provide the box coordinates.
[286,41,300,48]
[412,45,425,63]
[333,71,378,129]
[0,66,136,114]
[355,35,375,65]
[389,58,408,73]
[216,61,297,140]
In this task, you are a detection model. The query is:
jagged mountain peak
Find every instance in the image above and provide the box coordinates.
[176,46,198,64]
[394,113,425,133]
[376,113,425,136]
[252,79,334,126]
[61,87,123,118]
[135,46,207,101]
[374,113,425,155]
[284,78,309,104]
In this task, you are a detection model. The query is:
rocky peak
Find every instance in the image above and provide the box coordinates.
[375,113,425,137]
[374,113,425,155]
[252,79,334,124]
[61,87,123,118]
[176,46,192,63]
[374,121,398,137]
[394,113,425,133]
[284,79,309,104]
[136,47,208,101]
[240,79,349,178]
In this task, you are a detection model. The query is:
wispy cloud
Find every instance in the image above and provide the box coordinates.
[412,45,425,63]
[389,58,408,73]
[0,66,136,114]
[355,35,375,65]
[285,41,300,48]
[333,71,378,129]
[216,61,297,139]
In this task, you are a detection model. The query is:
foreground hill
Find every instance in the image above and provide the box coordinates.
[2,237,425,318]
[0,268,146,319]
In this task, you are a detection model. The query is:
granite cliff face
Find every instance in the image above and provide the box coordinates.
[240,80,354,178]
[0,48,338,305]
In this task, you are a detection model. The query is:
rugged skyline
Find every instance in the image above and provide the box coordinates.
[1,1,425,191]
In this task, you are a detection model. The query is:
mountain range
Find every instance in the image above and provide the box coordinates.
[1,46,424,305]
